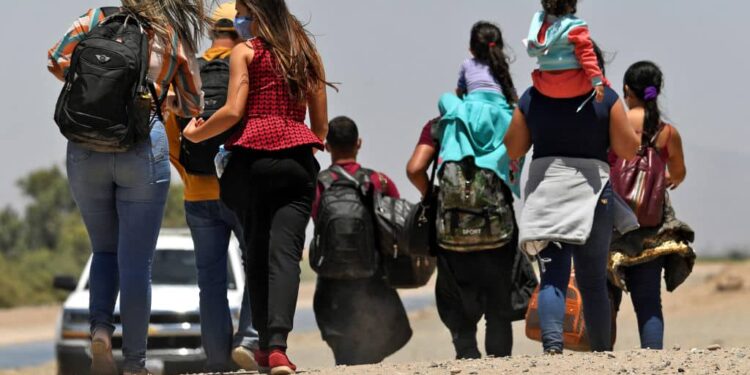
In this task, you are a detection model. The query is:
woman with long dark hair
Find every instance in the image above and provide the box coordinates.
[182,1,333,373]
[608,61,694,350]
[48,1,208,374]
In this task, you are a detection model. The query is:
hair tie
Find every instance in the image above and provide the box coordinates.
[643,86,659,101]
[488,42,497,48]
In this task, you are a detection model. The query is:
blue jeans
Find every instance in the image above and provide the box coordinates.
[616,258,665,349]
[184,200,259,371]
[537,185,614,352]
[66,121,170,372]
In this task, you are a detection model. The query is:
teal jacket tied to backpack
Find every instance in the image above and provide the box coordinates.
[436,90,522,197]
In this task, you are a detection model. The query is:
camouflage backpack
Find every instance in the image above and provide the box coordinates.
[437,159,514,252]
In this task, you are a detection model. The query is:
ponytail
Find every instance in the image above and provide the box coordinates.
[623,61,664,144]
[469,21,517,105]
[488,44,518,105]
[642,99,662,144]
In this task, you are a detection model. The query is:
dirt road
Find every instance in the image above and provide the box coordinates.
[1,261,748,374]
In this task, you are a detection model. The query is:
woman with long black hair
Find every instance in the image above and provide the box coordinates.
[183,1,333,373]
[608,61,694,350]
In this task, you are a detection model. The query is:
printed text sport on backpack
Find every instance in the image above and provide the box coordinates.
[310,166,379,280]
[437,159,515,252]
[178,57,238,175]
[54,7,163,152]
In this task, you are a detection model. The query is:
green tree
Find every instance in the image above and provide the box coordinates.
[0,165,191,308]
[0,207,24,257]
[17,166,77,250]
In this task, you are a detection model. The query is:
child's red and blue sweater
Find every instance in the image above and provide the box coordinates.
[526,11,610,98]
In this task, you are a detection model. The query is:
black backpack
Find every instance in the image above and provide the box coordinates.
[54,7,164,152]
[177,57,238,175]
[310,166,379,280]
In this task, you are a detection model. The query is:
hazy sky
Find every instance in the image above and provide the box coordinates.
[1,1,747,254]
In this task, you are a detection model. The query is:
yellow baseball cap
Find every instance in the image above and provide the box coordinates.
[212,2,237,28]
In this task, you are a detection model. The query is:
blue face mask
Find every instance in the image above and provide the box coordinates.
[234,16,254,40]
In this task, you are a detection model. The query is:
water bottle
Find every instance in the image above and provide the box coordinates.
[214,145,232,178]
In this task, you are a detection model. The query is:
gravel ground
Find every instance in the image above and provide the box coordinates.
[180,346,749,375]
[2,261,748,375]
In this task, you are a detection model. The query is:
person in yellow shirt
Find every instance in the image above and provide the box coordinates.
[164,2,259,372]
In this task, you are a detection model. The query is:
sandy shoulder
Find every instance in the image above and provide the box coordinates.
[304,346,750,374]
[0,305,60,347]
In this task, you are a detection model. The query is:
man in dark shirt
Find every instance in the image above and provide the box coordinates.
[311,116,412,365]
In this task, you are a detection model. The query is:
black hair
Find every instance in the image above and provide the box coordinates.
[592,41,605,76]
[624,61,664,144]
[211,18,239,40]
[327,116,359,152]
[470,21,517,105]
[541,0,578,15]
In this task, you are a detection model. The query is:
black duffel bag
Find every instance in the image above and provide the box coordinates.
[371,156,439,289]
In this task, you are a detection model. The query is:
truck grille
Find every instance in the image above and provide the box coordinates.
[112,312,201,324]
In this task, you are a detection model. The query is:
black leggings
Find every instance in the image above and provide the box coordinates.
[435,240,516,359]
[434,184,518,359]
[220,147,319,349]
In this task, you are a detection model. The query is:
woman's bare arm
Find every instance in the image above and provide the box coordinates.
[504,108,532,160]
[406,144,437,198]
[665,127,687,189]
[183,43,253,143]
[307,70,329,143]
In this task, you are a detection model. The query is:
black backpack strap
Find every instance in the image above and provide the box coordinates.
[317,169,337,190]
[107,6,161,124]
[331,165,372,196]
[425,117,440,201]
[147,81,166,123]
[331,165,360,186]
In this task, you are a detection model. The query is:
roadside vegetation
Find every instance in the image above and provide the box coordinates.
[0,165,185,308]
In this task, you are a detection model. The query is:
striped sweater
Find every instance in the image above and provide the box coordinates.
[47,8,204,118]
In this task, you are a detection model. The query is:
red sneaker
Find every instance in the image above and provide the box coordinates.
[253,349,270,372]
[269,349,296,375]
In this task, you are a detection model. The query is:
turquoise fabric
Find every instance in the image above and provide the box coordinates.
[436,90,523,197]
[526,11,588,71]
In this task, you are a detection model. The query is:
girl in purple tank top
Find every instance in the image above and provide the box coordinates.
[455,22,517,101]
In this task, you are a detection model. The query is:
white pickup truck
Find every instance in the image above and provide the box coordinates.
[53,229,245,375]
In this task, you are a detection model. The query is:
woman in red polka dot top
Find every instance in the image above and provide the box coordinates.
[183,1,334,373]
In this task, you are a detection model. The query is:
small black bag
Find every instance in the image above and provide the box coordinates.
[510,249,539,321]
[178,57,238,175]
[402,150,440,257]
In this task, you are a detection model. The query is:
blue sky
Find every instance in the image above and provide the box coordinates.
[1,0,746,254]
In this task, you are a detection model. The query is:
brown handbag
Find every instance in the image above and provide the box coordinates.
[610,125,668,228]
[525,273,591,352]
